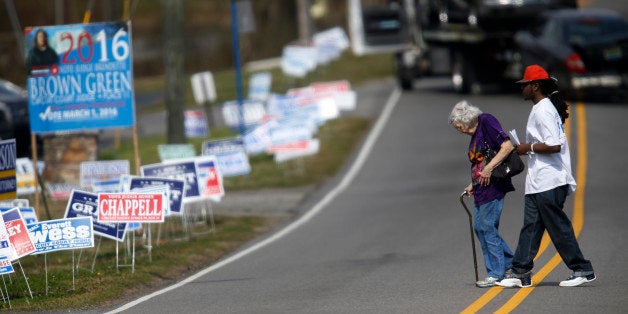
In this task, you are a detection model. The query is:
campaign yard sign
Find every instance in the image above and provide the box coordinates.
[16,157,43,196]
[190,71,217,104]
[27,217,94,254]
[141,160,200,200]
[131,185,170,216]
[24,22,135,133]
[91,178,123,193]
[201,138,251,177]
[242,120,274,155]
[0,207,38,225]
[0,256,13,275]
[80,160,130,188]
[157,144,196,162]
[47,182,82,200]
[0,214,14,273]
[195,156,224,199]
[65,190,126,242]
[0,199,29,208]
[221,100,266,130]
[184,110,208,138]
[2,208,36,260]
[248,72,272,101]
[0,139,17,200]
[98,193,164,223]
[129,177,184,214]
[274,138,320,163]
[281,44,317,78]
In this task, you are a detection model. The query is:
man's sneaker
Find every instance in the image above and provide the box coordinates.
[476,276,499,288]
[497,272,533,288]
[559,273,596,287]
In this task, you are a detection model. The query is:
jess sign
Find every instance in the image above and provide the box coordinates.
[24,22,135,133]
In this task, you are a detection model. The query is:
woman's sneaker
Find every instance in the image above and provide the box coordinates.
[496,272,533,288]
[476,276,499,288]
[559,273,596,287]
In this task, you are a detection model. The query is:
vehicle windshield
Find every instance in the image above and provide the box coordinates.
[565,17,628,44]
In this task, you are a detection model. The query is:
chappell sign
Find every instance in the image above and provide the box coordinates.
[24,22,135,133]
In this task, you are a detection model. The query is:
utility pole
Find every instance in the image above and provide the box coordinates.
[4,0,24,58]
[162,0,186,143]
[297,0,312,42]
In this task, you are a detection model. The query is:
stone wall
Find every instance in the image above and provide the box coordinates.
[42,133,98,185]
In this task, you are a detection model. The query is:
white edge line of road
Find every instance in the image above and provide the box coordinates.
[107,87,402,313]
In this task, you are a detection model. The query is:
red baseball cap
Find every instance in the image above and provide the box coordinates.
[516,64,550,83]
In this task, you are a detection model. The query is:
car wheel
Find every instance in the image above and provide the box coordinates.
[451,51,480,94]
[395,53,415,90]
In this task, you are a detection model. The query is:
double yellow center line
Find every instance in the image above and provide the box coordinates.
[461,102,588,313]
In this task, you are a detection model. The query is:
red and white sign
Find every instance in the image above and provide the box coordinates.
[310,80,351,93]
[195,156,225,199]
[2,208,36,260]
[202,167,222,197]
[274,139,321,163]
[98,193,164,223]
[267,139,311,153]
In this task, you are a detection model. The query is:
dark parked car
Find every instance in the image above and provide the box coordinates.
[0,78,36,157]
[514,8,628,100]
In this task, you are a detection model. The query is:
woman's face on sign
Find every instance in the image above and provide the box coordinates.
[36,31,47,49]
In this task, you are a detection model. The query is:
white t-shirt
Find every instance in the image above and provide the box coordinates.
[524,98,577,194]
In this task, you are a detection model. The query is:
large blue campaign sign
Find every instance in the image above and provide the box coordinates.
[24,22,135,133]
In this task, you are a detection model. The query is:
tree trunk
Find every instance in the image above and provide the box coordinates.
[162,0,186,144]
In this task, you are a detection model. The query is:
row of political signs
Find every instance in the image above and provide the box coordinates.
[6,16,360,282]
[14,75,358,199]
[237,79,356,162]
[24,22,354,134]
[0,153,230,275]
[238,28,354,161]
[16,18,358,204]
[22,20,355,146]
[188,26,355,165]
[281,27,350,78]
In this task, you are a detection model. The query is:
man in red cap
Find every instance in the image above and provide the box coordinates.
[497,64,596,288]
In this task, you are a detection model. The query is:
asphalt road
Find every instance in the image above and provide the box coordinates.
[102,75,628,313]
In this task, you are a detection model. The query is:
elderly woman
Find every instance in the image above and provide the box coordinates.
[449,100,515,288]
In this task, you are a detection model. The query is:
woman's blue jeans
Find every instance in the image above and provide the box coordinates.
[474,197,514,279]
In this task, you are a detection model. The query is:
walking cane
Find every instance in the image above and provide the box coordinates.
[460,191,479,282]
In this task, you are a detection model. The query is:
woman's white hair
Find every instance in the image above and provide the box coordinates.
[449,100,482,127]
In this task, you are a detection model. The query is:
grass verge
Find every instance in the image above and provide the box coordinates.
[3,213,278,311]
